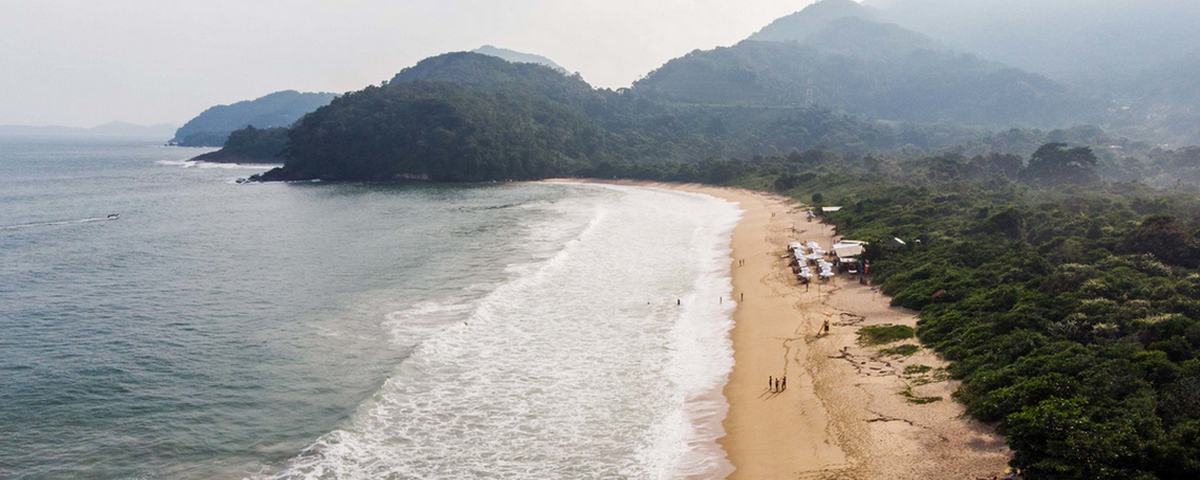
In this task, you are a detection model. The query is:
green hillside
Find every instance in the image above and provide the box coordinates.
[171,90,337,147]
[253,52,941,182]
[258,79,601,182]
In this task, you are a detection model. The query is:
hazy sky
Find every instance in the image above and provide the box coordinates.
[0,0,819,127]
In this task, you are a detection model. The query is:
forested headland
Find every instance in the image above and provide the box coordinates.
[171,90,336,147]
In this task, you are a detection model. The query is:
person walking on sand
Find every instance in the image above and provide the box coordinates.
[822,319,830,335]
[775,378,780,392]
[768,376,773,390]
[782,376,787,391]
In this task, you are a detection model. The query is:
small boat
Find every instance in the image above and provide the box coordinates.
[107,213,120,220]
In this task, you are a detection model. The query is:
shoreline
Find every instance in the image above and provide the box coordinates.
[546,179,1011,479]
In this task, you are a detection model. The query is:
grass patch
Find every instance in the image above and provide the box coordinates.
[858,324,915,345]
[907,366,952,386]
[904,364,933,375]
[880,344,920,356]
[901,386,943,404]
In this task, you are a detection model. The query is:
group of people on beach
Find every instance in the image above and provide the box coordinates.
[768,375,787,393]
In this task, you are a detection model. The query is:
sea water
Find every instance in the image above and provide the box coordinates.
[0,136,740,479]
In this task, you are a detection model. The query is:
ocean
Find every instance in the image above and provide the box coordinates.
[0,136,741,479]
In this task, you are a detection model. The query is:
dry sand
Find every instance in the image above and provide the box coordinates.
[546,179,1011,479]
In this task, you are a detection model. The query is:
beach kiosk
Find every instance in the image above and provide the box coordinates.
[831,241,867,273]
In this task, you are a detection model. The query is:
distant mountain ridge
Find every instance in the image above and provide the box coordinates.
[0,121,176,138]
[472,45,569,74]
[862,0,1200,87]
[636,5,1092,129]
[171,90,337,147]
[854,0,1200,144]
[224,0,1198,181]
[749,0,880,43]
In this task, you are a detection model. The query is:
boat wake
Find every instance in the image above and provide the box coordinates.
[0,216,117,230]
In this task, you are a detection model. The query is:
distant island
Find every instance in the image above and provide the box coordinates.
[171,90,337,147]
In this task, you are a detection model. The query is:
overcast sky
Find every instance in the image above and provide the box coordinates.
[0,0,818,127]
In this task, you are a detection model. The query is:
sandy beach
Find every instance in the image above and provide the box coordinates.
[549,179,1011,479]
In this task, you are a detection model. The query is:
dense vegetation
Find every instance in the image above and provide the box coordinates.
[192,126,288,163]
[259,80,599,182]
[172,90,336,147]
[606,144,1200,478]
[830,176,1200,479]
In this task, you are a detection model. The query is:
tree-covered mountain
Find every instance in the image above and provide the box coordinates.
[386,52,597,106]
[856,0,1200,145]
[863,0,1200,88]
[636,17,1093,129]
[262,80,600,182]
[472,45,570,74]
[253,51,951,182]
[171,90,338,147]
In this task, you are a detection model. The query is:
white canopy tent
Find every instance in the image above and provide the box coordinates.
[832,243,865,258]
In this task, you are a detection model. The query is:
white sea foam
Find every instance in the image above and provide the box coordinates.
[260,184,741,479]
[382,302,476,349]
[155,159,280,170]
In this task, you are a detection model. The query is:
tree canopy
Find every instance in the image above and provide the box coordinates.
[1021,142,1100,187]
